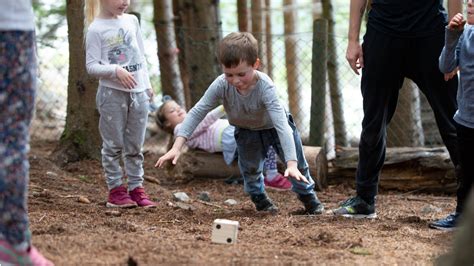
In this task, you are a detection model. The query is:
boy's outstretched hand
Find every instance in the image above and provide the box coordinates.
[284,161,309,184]
[448,13,465,31]
[155,136,187,168]
[155,147,181,168]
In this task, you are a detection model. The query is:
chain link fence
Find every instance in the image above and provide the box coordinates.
[31,6,445,155]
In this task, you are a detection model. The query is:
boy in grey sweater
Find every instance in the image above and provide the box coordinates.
[156,32,324,214]
[432,10,474,230]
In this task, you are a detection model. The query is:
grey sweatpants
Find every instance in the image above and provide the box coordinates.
[96,86,149,191]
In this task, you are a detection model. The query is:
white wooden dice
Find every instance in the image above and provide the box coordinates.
[211,219,239,244]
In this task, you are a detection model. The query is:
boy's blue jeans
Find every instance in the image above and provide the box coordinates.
[234,114,316,196]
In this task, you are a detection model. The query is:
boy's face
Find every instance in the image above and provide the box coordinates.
[223,60,259,92]
[163,101,186,129]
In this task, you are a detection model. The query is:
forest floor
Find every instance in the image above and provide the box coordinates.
[28,141,456,265]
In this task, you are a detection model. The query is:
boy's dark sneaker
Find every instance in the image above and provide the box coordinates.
[250,193,279,213]
[429,213,460,231]
[332,196,377,219]
[297,193,324,215]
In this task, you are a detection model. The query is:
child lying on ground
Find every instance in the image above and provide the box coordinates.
[155,96,292,190]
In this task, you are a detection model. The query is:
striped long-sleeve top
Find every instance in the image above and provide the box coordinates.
[174,106,229,152]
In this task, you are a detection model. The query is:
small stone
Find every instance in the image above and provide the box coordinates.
[46,171,58,178]
[197,191,211,202]
[173,192,190,202]
[105,210,121,217]
[421,204,442,214]
[195,235,206,241]
[78,196,91,204]
[224,199,237,206]
[174,202,196,211]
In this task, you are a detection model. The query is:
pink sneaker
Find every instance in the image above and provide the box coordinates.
[0,240,54,266]
[129,187,157,208]
[264,173,292,190]
[106,185,138,208]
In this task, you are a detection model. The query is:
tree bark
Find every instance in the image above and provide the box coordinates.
[251,0,268,73]
[329,147,456,193]
[153,0,185,105]
[387,79,424,147]
[283,0,304,133]
[237,0,250,32]
[321,0,348,147]
[264,0,273,78]
[173,0,222,107]
[53,0,101,165]
[169,146,328,191]
[309,19,327,147]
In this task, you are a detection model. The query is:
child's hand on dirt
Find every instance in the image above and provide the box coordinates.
[284,161,309,184]
[155,147,181,168]
[448,13,465,31]
[444,67,459,81]
[116,66,137,89]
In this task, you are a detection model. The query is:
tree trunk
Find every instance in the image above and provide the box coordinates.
[309,19,328,147]
[321,0,348,147]
[387,79,424,147]
[283,0,304,133]
[264,0,273,79]
[251,0,268,73]
[330,147,456,193]
[173,0,222,107]
[237,0,250,32]
[170,146,328,191]
[153,0,185,105]
[53,0,101,165]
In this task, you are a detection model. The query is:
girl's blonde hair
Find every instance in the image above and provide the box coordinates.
[84,0,101,30]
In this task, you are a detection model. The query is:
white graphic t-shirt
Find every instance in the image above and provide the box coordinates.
[86,14,151,92]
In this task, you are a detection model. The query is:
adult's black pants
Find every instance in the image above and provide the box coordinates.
[357,27,459,201]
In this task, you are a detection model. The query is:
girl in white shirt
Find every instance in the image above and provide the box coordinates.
[85,0,156,208]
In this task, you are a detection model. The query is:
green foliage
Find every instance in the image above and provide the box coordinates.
[33,0,67,48]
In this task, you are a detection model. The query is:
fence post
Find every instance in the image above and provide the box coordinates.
[309,19,328,147]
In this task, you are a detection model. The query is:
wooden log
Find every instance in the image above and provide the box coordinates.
[169,146,328,191]
[329,147,456,193]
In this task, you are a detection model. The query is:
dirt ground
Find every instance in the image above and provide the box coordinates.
[27,141,456,265]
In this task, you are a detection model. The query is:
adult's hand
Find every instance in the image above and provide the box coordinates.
[346,41,364,75]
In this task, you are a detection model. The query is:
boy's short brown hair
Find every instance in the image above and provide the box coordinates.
[218,32,258,68]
